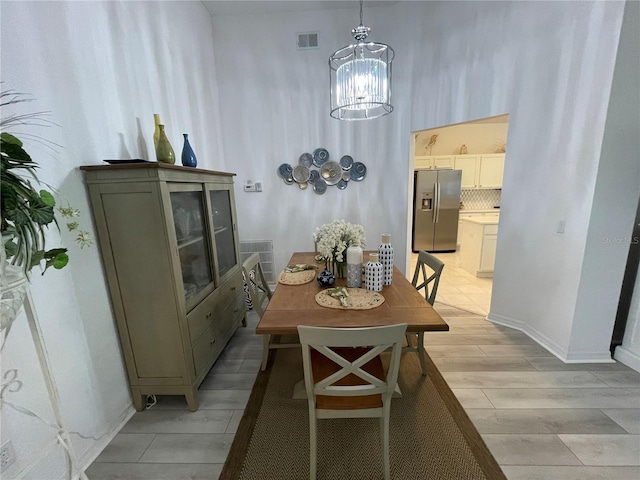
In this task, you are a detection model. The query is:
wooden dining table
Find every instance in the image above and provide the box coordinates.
[256,252,449,383]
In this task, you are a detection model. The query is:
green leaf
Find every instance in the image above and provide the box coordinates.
[3,239,17,257]
[0,132,23,147]
[28,195,55,225]
[30,250,45,269]
[1,141,32,164]
[40,189,56,207]
[43,249,69,272]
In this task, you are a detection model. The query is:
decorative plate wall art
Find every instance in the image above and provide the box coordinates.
[277,148,367,194]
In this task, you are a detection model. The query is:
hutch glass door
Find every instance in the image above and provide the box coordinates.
[209,189,238,279]
[170,189,214,309]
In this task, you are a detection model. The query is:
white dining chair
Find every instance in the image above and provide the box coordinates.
[407,251,445,375]
[297,323,407,480]
[243,253,298,370]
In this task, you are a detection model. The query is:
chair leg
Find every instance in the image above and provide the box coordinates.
[380,414,390,480]
[416,332,427,376]
[261,335,270,371]
[309,414,317,480]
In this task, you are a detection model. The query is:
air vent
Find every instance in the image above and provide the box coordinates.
[240,240,275,285]
[297,32,319,50]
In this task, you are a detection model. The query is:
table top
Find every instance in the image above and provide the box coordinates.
[256,252,449,335]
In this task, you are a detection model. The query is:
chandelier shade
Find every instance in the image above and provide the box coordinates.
[329,2,394,120]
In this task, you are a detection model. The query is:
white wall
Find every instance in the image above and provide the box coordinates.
[0,1,223,475]
[611,0,640,372]
[213,1,631,363]
[0,1,635,475]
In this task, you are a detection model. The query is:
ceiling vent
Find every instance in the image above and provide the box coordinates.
[297,32,319,50]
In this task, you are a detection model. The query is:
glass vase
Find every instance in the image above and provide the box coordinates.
[155,124,176,164]
[181,133,198,167]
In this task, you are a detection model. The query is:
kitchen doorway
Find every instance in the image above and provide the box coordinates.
[406,114,509,316]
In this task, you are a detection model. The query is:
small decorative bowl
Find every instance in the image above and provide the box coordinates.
[316,269,335,287]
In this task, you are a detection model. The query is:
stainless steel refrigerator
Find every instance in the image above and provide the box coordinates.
[412,169,462,252]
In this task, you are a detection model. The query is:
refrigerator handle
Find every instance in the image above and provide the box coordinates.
[434,182,440,223]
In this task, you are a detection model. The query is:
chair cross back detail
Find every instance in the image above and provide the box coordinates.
[312,343,391,396]
[411,250,445,306]
[242,253,272,318]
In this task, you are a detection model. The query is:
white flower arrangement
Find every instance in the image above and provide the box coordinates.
[313,219,366,264]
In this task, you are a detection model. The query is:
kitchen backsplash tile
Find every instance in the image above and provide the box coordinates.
[461,189,501,210]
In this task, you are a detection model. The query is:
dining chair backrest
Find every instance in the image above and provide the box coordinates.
[297,323,407,480]
[298,324,407,409]
[242,253,272,318]
[411,251,445,306]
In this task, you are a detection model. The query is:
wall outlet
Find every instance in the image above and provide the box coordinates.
[1,440,16,471]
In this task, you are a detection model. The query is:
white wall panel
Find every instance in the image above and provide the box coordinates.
[0,0,223,473]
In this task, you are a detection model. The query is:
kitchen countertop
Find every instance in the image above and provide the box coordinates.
[459,216,499,225]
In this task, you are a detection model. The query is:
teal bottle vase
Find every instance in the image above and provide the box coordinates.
[181,134,197,167]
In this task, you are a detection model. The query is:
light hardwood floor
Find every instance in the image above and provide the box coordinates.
[87,279,640,479]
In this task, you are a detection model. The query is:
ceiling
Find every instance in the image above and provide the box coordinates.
[202,1,398,16]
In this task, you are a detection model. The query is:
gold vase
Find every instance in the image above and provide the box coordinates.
[155,124,175,164]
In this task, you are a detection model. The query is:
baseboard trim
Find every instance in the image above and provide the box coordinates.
[487,312,615,364]
[614,345,640,372]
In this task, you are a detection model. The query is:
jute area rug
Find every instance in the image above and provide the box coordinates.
[220,346,505,480]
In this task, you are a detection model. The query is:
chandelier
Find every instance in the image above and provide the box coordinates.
[329,0,394,121]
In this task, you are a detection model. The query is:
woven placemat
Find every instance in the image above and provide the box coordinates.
[278,269,316,285]
[315,288,385,310]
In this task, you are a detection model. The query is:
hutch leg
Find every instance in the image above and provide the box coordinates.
[132,389,146,412]
[185,389,199,412]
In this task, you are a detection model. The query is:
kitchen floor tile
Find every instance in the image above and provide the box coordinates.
[501,465,640,480]
[85,462,222,479]
[423,345,488,357]
[467,408,627,434]
[120,409,234,434]
[153,390,251,410]
[601,409,640,434]
[450,388,495,408]
[441,371,607,389]
[525,357,634,372]
[424,333,537,346]
[479,344,555,357]
[591,370,640,388]
[138,433,234,463]
[92,433,156,463]
[432,356,536,372]
[199,372,258,390]
[558,434,640,465]
[482,388,640,409]
[481,434,582,465]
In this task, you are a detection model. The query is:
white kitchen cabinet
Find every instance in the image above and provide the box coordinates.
[458,211,499,247]
[454,155,480,188]
[454,154,505,189]
[459,217,499,277]
[414,155,454,170]
[478,154,505,188]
